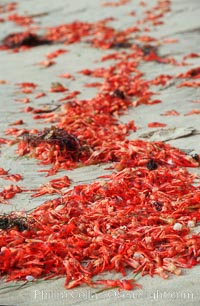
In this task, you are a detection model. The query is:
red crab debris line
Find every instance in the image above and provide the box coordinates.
[0,164,199,290]
[15,46,197,175]
[0,0,200,292]
[0,0,177,57]
[1,1,172,51]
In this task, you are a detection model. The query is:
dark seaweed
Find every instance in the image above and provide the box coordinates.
[0,214,29,231]
[146,159,158,170]
[137,44,158,56]
[24,127,81,154]
[112,89,125,100]
[111,41,132,49]
[191,153,199,162]
[152,202,163,211]
[2,32,52,49]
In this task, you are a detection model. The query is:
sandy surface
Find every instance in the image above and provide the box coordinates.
[0,0,200,305]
